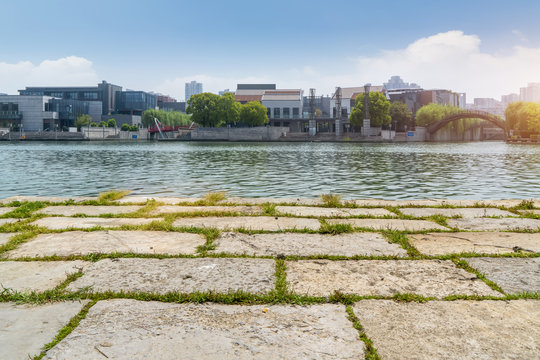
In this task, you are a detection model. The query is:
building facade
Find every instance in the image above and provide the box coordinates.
[19,80,122,116]
[519,83,540,102]
[384,76,421,90]
[185,81,203,102]
[0,95,59,131]
[115,91,157,115]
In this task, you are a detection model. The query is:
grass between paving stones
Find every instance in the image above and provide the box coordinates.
[32,299,96,360]
[452,258,506,294]
[382,230,422,257]
[346,306,381,360]
[0,201,47,218]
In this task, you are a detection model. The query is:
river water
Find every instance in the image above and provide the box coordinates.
[0,141,539,199]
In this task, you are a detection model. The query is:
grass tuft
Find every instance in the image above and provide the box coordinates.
[201,191,227,205]
[319,222,354,235]
[513,199,535,210]
[97,190,131,202]
[320,193,342,208]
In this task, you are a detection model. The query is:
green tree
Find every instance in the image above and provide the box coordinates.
[166,111,191,126]
[526,102,540,133]
[415,103,461,126]
[74,114,92,130]
[186,93,222,127]
[505,102,526,131]
[130,125,139,131]
[98,120,107,127]
[142,109,167,127]
[217,92,241,126]
[90,122,98,127]
[389,101,412,132]
[121,123,131,131]
[107,118,116,128]
[239,101,269,126]
[349,92,391,127]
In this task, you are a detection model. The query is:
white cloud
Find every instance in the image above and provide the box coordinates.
[0,56,99,94]
[350,30,540,99]
[157,31,540,101]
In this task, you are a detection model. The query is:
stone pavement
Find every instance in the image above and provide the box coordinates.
[0,196,538,359]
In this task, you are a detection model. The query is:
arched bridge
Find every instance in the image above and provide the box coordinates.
[426,110,506,134]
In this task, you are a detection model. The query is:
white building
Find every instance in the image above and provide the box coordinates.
[185,81,203,102]
[519,83,540,102]
[261,90,303,119]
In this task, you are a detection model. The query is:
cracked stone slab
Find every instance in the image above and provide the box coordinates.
[67,258,275,294]
[400,207,514,218]
[275,206,393,218]
[286,260,499,298]
[327,218,447,231]
[0,301,88,360]
[44,300,364,360]
[6,231,205,258]
[32,217,158,230]
[150,205,261,215]
[409,232,540,255]
[353,299,540,360]
[0,261,87,292]
[115,196,201,204]
[212,232,407,257]
[38,205,142,216]
[173,216,320,231]
[0,196,94,204]
[227,197,323,205]
[0,207,15,215]
[464,257,540,294]
[0,233,18,246]
[447,217,540,231]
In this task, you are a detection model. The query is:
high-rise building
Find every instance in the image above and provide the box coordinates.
[519,83,540,102]
[185,81,203,102]
[501,93,519,106]
[384,76,421,90]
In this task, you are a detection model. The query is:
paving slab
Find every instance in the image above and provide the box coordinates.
[400,207,514,218]
[150,205,261,215]
[447,217,540,231]
[286,260,499,297]
[32,217,158,230]
[67,258,275,294]
[327,218,448,231]
[519,209,540,215]
[0,232,18,247]
[0,196,94,204]
[37,205,142,216]
[0,218,19,226]
[212,232,407,257]
[0,261,87,292]
[0,207,15,215]
[275,206,393,218]
[44,299,364,360]
[0,301,88,360]
[409,232,540,255]
[173,216,320,231]
[6,231,205,258]
[115,196,201,204]
[227,197,323,205]
[353,199,444,207]
[464,257,540,294]
[353,299,540,360]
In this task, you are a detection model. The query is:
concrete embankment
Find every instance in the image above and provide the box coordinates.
[0,195,539,359]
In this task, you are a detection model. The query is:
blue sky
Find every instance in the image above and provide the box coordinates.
[2,0,540,100]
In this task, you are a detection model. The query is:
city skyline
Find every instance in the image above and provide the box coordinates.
[1,0,540,100]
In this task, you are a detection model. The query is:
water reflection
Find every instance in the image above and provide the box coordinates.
[1,141,539,199]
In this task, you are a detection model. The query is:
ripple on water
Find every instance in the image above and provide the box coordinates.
[0,141,539,199]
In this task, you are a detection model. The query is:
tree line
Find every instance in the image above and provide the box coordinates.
[186,93,268,127]
[505,101,540,133]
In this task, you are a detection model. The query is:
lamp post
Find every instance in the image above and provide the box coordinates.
[362,83,371,136]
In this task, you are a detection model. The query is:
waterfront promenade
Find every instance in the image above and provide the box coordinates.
[0,194,539,359]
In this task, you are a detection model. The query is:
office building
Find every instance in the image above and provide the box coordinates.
[0,95,59,131]
[185,81,203,102]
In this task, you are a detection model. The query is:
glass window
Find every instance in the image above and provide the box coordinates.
[292,108,299,118]
[267,107,271,118]
[283,108,290,118]
[274,108,280,118]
